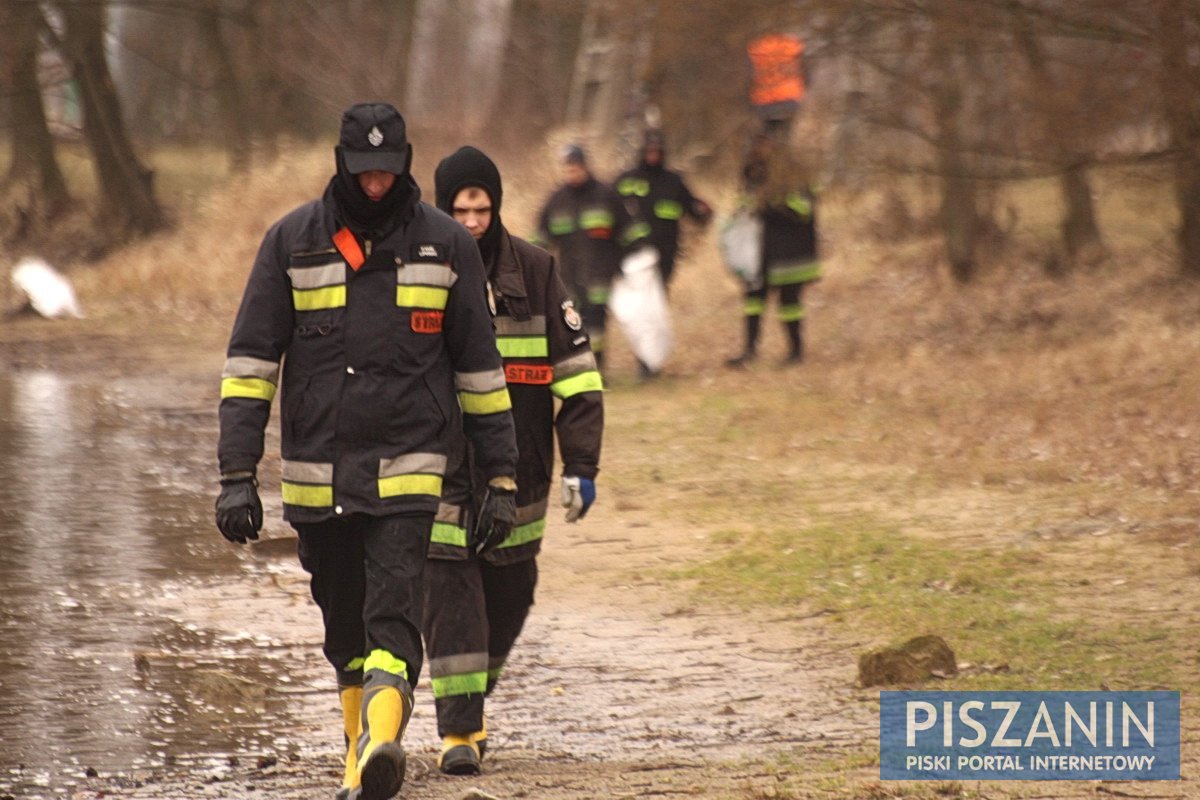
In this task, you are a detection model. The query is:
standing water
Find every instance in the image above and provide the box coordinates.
[0,366,314,798]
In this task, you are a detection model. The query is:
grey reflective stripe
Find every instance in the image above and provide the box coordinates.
[379,452,448,478]
[436,502,465,524]
[398,262,458,287]
[454,369,507,393]
[282,460,334,484]
[516,497,549,526]
[222,356,280,381]
[552,351,597,379]
[428,651,490,678]
[494,315,547,336]
[287,262,345,289]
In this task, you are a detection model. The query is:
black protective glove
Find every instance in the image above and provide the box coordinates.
[215,474,262,544]
[472,485,517,556]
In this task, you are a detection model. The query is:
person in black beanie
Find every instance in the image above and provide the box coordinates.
[215,104,518,800]
[423,146,604,775]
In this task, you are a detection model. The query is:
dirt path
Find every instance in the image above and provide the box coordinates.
[131,503,872,800]
[0,325,868,799]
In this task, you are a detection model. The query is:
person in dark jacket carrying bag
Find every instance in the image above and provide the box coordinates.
[423,146,604,775]
[214,103,518,800]
[533,144,649,371]
[727,131,821,367]
[616,128,712,292]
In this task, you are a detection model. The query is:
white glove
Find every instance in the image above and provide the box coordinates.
[561,475,596,523]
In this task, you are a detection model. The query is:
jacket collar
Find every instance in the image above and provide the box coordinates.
[489,228,528,302]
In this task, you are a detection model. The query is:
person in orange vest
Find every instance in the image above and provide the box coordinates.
[748,32,806,135]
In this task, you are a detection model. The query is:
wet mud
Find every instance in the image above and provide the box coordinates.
[0,328,867,799]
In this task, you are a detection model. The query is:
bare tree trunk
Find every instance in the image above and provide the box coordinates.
[1060,162,1101,265]
[932,33,979,283]
[58,0,165,236]
[1157,0,1200,277]
[1013,15,1102,272]
[372,0,417,106]
[197,0,251,171]
[490,0,585,150]
[0,0,70,211]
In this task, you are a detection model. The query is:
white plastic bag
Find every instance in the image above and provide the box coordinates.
[11,257,84,319]
[609,247,672,371]
[719,208,763,288]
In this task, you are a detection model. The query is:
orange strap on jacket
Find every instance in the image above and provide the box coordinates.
[333,227,365,271]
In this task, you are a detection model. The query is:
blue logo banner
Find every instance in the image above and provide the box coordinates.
[880,691,1180,780]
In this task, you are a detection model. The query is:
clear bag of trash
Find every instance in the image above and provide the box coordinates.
[719,208,764,288]
[609,246,672,371]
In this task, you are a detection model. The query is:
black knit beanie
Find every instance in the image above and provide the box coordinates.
[435,146,503,265]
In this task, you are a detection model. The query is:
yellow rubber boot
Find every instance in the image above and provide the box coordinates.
[337,686,363,799]
[470,717,488,758]
[438,733,481,775]
[356,685,407,800]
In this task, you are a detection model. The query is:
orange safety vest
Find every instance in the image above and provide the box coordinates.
[748,33,805,106]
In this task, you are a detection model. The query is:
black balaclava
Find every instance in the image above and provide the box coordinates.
[434,146,503,266]
[327,102,418,238]
[640,129,667,172]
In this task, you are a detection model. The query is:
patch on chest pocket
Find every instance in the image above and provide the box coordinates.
[411,310,444,333]
[411,243,447,261]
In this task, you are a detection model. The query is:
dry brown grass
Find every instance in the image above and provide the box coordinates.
[31,143,1200,531]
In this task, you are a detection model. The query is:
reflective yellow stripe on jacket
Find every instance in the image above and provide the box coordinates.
[618,177,650,197]
[377,452,447,499]
[288,262,346,311]
[455,369,512,415]
[397,262,457,310]
[654,199,684,220]
[550,351,603,399]
[497,497,551,550]
[221,356,281,402]
[495,316,549,359]
[281,460,334,507]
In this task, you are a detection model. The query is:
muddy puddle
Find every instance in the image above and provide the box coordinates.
[0,367,315,798]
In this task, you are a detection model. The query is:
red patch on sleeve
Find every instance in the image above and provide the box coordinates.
[504,363,554,385]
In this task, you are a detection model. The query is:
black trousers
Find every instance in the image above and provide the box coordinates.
[295,511,434,690]
[422,554,539,737]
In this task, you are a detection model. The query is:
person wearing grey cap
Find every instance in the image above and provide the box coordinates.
[214,102,518,800]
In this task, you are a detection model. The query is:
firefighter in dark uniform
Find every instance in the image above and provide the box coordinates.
[615,129,712,291]
[727,132,821,366]
[534,144,649,370]
[214,104,518,800]
[424,146,604,775]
